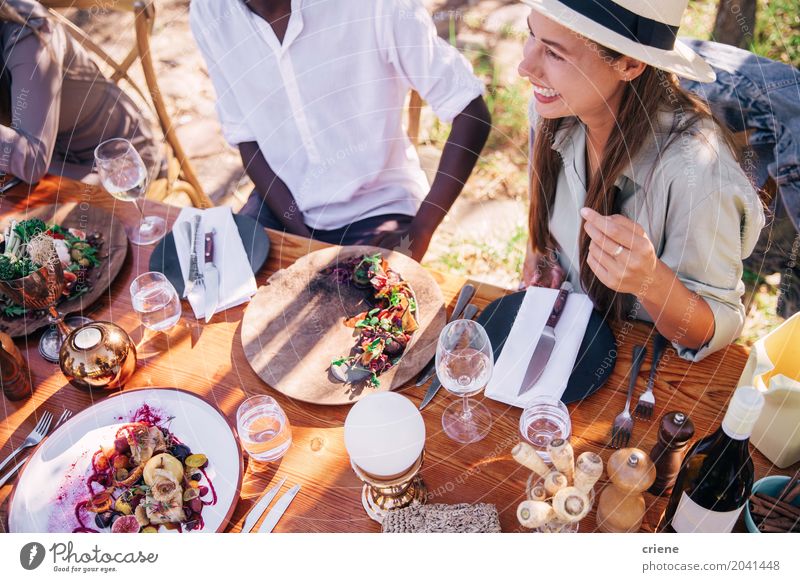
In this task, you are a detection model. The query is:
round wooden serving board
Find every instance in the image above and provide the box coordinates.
[0,203,128,337]
[241,246,447,405]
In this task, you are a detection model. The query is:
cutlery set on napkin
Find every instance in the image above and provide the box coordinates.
[173,207,258,323]
[484,284,593,408]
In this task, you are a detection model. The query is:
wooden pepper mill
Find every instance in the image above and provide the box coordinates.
[597,448,656,532]
[0,331,32,401]
[648,411,695,496]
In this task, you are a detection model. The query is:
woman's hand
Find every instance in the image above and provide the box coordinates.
[581,207,658,297]
[520,245,565,289]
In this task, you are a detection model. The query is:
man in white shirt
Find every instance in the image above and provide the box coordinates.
[190,0,490,261]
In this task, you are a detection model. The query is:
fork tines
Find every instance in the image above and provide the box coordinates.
[56,409,73,427]
[35,411,53,436]
[611,426,631,449]
[634,400,654,421]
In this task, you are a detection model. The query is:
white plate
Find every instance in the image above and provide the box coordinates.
[9,388,242,533]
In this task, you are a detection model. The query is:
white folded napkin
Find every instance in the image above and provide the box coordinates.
[485,287,594,408]
[173,206,258,320]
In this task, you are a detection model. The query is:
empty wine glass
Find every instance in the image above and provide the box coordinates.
[94,138,165,246]
[435,319,494,443]
[130,272,181,332]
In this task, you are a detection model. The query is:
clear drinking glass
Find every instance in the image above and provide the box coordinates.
[130,271,181,332]
[94,138,166,245]
[435,319,494,444]
[236,395,292,464]
[519,396,572,463]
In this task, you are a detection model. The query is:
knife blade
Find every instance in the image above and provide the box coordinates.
[518,283,571,396]
[241,477,286,533]
[418,303,480,411]
[258,484,300,533]
[203,229,220,323]
[415,284,475,387]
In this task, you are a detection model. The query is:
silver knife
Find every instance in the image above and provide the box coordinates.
[415,284,476,387]
[518,282,572,396]
[258,484,300,533]
[418,303,480,411]
[203,229,220,323]
[241,477,286,533]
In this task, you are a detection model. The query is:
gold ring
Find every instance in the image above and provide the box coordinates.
[613,245,624,257]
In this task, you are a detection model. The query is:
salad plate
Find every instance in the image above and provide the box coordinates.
[8,388,242,533]
[241,245,447,405]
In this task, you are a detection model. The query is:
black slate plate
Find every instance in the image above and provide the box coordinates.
[475,291,616,404]
[149,214,270,296]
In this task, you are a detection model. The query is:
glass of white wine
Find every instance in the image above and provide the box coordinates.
[435,319,494,444]
[94,138,166,246]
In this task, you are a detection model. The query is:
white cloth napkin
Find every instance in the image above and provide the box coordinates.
[485,287,594,408]
[173,206,258,319]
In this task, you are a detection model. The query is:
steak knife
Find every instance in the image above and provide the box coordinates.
[517,283,571,396]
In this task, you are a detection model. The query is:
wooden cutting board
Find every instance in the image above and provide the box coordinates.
[241,245,447,405]
[0,203,128,337]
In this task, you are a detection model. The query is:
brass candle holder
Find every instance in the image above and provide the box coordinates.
[59,321,137,391]
[350,452,427,523]
[344,392,427,523]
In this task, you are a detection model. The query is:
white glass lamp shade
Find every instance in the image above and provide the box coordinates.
[344,392,426,478]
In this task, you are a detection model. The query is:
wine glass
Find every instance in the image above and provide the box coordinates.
[129,272,181,332]
[94,138,166,246]
[435,319,494,443]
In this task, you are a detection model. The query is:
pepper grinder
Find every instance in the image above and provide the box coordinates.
[0,331,32,401]
[597,448,656,532]
[648,411,695,496]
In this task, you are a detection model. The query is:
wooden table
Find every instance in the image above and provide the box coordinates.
[1,176,794,533]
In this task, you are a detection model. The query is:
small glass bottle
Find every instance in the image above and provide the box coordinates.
[0,331,32,401]
[648,411,695,496]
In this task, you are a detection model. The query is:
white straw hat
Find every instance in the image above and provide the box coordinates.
[521,0,715,82]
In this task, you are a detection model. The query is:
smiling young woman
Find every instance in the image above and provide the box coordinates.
[517,0,765,361]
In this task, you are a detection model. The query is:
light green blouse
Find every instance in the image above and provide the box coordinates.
[529,103,765,361]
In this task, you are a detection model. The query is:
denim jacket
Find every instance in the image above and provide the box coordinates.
[680,39,800,232]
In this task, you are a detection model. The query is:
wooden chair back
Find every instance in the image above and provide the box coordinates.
[40,0,212,208]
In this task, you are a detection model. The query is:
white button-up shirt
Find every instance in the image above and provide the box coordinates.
[190,0,484,230]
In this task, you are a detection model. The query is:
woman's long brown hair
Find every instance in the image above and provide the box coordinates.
[529,52,741,320]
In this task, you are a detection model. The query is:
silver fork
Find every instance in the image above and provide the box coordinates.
[0,409,71,487]
[0,410,53,474]
[190,215,205,288]
[635,334,668,421]
[611,345,647,449]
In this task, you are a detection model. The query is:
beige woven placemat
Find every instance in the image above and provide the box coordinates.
[382,503,501,533]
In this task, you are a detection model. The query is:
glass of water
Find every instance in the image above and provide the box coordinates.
[236,395,292,464]
[130,271,181,332]
[94,138,166,245]
[435,319,494,444]
[519,396,571,463]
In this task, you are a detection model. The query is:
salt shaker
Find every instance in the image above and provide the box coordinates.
[596,448,656,532]
[648,411,695,496]
[0,331,32,401]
